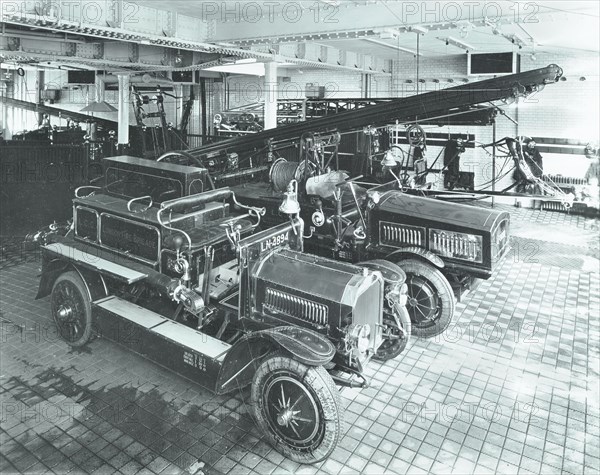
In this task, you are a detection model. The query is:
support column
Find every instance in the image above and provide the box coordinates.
[95,74,105,103]
[264,61,278,130]
[117,74,130,145]
[36,70,44,126]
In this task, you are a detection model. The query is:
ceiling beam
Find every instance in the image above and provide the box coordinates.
[362,38,420,56]
[208,1,573,43]
[1,16,390,74]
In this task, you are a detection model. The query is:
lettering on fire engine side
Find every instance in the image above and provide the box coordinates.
[183,351,207,372]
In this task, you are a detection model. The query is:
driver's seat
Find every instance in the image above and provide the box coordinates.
[162,216,254,251]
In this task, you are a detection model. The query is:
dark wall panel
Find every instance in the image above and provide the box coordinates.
[0,145,91,237]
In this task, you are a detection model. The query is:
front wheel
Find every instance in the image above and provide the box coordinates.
[51,271,93,347]
[374,305,411,360]
[251,352,341,464]
[398,259,455,338]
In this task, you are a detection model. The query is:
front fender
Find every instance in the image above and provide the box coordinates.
[36,259,108,302]
[386,246,445,269]
[215,326,335,394]
[36,258,70,300]
[358,259,406,285]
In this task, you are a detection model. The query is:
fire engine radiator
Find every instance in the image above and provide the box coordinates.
[264,288,328,326]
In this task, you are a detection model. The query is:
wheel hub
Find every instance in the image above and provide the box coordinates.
[277,408,295,427]
[57,305,73,320]
[265,375,320,446]
[407,276,439,325]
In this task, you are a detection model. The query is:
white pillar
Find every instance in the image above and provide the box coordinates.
[95,74,105,103]
[264,61,278,130]
[117,74,130,145]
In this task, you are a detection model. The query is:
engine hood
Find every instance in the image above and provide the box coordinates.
[375,191,508,232]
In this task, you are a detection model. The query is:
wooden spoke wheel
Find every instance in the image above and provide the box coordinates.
[398,259,455,338]
[251,353,341,464]
[51,271,93,347]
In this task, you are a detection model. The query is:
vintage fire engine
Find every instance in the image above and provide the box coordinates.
[231,176,509,338]
[155,65,563,337]
[35,156,409,463]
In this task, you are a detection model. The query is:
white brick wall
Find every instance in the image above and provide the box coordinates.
[223,68,368,110]
[390,52,599,187]
[21,48,593,186]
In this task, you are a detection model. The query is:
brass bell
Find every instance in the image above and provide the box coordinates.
[279,179,301,215]
[381,149,398,168]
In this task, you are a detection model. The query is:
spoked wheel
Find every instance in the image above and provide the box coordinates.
[157,150,203,167]
[398,259,455,338]
[51,271,93,347]
[374,306,411,361]
[406,124,426,146]
[251,352,341,464]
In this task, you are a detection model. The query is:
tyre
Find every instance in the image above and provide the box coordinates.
[51,271,93,347]
[397,259,455,338]
[251,352,341,464]
[374,305,411,360]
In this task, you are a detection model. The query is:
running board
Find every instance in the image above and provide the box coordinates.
[93,296,231,391]
[43,243,148,284]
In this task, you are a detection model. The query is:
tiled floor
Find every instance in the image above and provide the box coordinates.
[1,207,599,475]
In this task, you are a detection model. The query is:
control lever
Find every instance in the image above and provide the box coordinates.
[347,181,367,233]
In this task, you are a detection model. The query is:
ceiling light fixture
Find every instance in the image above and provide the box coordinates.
[174,50,183,64]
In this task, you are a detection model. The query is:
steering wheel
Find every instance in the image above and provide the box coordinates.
[388,145,405,162]
[406,125,426,146]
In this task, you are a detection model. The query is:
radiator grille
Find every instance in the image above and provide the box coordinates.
[380,222,426,248]
[264,288,328,326]
[542,201,568,212]
[543,175,587,186]
[429,229,483,263]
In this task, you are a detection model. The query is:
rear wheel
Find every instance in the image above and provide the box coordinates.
[51,271,93,347]
[397,259,455,338]
[251,353,341,464]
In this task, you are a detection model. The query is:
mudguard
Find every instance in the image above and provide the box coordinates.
[215,326,335,394]
[358,259,406,285]
[387,246,445,269]
[36,259,108,302]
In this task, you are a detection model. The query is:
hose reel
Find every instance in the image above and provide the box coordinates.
[269,158,314,193]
